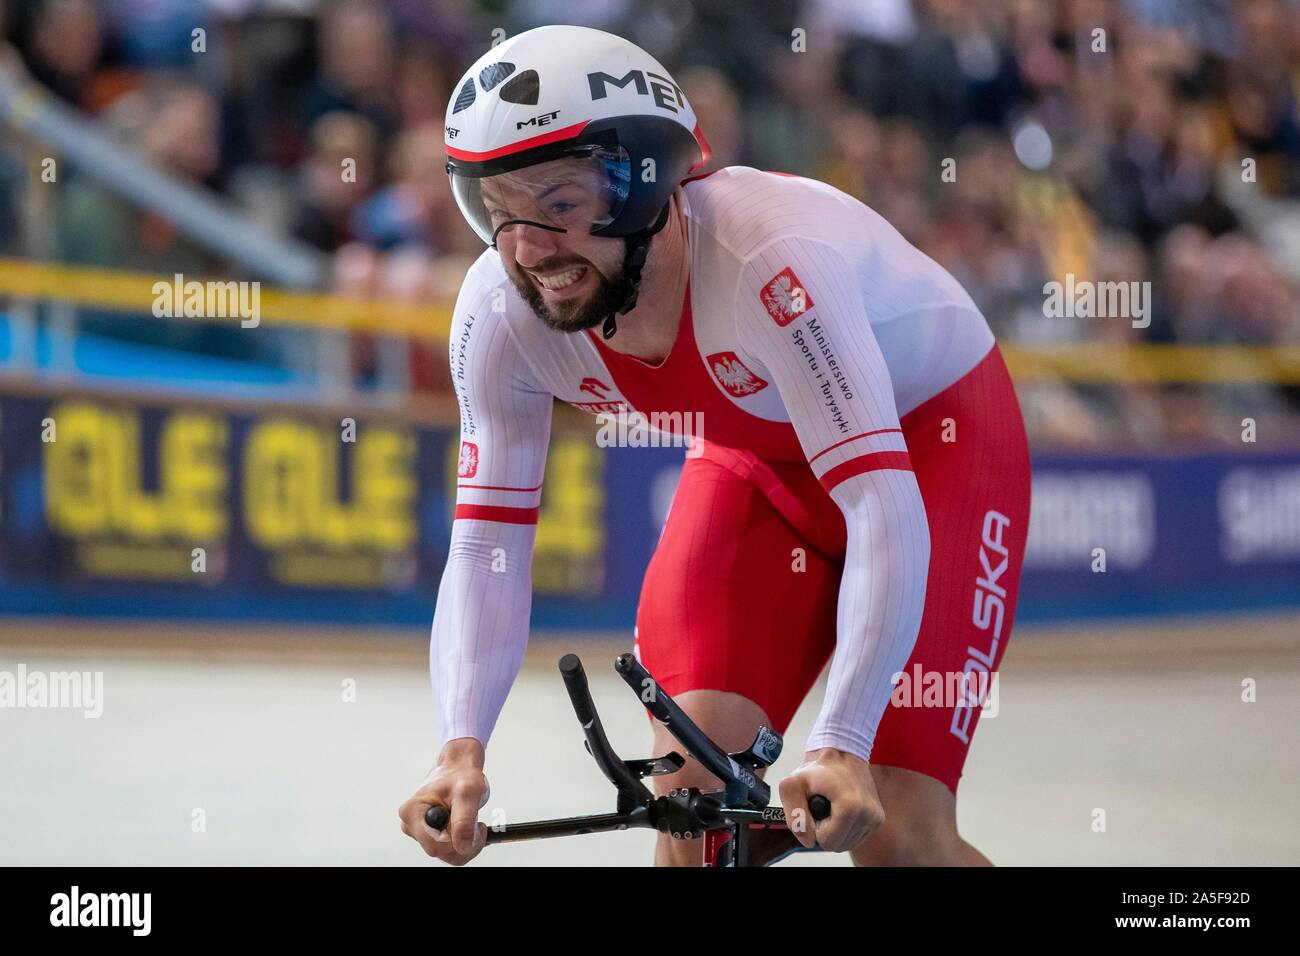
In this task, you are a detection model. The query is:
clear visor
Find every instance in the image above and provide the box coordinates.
[450,146,631,247]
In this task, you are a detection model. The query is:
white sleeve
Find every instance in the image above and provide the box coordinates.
[431,279,553,750]
[736,237,931,763]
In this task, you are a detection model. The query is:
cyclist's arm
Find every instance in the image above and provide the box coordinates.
[431,282,554,751]
[736,238,931,763]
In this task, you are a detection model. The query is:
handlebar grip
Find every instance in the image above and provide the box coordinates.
[424,804,450,831]
[809,795,831,821]
[558,653,596,725]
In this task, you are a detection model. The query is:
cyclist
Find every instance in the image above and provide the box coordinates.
[398,25,1031,866]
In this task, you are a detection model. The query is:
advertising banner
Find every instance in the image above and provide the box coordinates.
[1,386,1297,626]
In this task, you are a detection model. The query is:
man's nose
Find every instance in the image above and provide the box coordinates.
[510,223,563,268]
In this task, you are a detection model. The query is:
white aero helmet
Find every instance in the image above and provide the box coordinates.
[444,25,712,250]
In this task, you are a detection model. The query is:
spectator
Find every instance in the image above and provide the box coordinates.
[58,79,223,273]
[0,0,1296,427]
[677,66,745,171]
[353,121,479,261]
[290,110,379,252]
[394,50,452,129]
[23,0,119,111]
[102,0,209,70]
[0,0,27,254]
[301,0,398,147]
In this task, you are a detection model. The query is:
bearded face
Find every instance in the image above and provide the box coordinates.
[502,237,633,333]
[478,157,632,333]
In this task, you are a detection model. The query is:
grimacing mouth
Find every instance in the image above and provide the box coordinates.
[519,255,595,285]
[505,233,635,333]
[529,264,589,291]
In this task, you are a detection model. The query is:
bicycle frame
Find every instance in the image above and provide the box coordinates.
[426,652,830,867]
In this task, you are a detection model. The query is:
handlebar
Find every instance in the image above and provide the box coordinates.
[425,805,450,830]
[424,792,831,832]
[809,795,832,821]
[419,653,836,865]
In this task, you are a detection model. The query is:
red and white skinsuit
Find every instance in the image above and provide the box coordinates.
[433,166,1030,792]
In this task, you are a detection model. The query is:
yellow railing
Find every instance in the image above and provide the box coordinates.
[2,258,1298,383]
[1001,343,1300,384]
[0,258,453,340]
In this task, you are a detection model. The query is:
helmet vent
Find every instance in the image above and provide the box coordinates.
[479,62,516,91]
[499,70,540,105]
[452,77,476,114]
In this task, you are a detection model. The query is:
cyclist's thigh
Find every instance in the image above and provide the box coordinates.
[634,453,840,740]
[872,346,1032,794]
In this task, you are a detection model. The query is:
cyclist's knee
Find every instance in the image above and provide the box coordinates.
[647,689,770,867]
[648,688,770,796]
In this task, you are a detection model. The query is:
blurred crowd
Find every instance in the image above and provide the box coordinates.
[1,0,1299,445]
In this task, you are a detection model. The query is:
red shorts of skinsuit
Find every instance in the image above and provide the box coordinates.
[634,345,1031,794]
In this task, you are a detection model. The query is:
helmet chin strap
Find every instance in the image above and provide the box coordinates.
[601,201,673,340]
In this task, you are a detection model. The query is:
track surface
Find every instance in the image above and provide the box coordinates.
[1,613,1297,865]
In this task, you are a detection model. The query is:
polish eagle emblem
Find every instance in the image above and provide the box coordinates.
[759,267,813,327]
[708,351,768,397]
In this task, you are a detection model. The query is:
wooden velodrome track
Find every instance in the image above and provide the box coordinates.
[1,612,1297,865]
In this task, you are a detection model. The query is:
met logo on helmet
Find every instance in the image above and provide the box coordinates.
[587,69,686,113]
[516,110,560,130]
